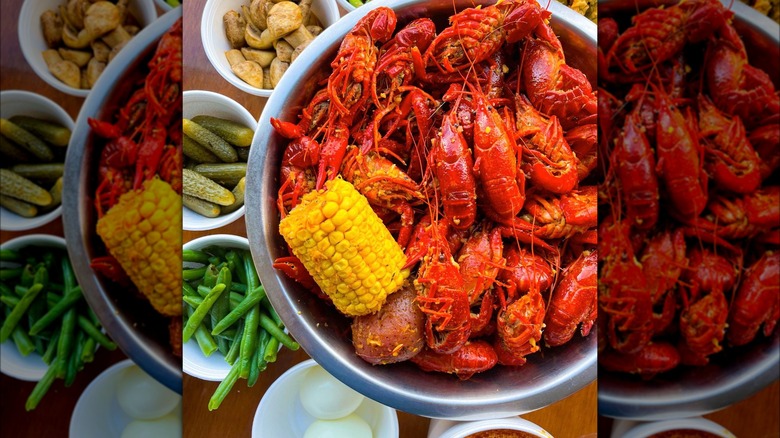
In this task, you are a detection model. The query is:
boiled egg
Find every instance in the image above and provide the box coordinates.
[299,365,365,420]
[121,412,181,438]
[303,413,373,438]
[116,365,181,420]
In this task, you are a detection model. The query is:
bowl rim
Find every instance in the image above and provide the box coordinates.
[181,90,256,231]
[245,0,596,420]
[0,89,74,231]
[597,0,780,421]
[181,234,249,380]
[0,234,67,381]
[62,6,183,394]
[428,416,552,438]
[199,0,342,97]
[17,0,159,98]
[252,358,400,438]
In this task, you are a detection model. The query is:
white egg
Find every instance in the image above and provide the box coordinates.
[303,413,373,438]
[299,365,365,420]
[116,365,181,420]
[121,412,182,438]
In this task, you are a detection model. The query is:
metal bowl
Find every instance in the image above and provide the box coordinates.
[597,0,780,420]
[62,8,182,393]
[246,0,596,420]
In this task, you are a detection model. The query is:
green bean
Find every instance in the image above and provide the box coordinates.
[81,337,96,364]
[76,315,117,350]
[20,264,36,287]
[211,287,265,336]
[248,330,269,387]
[239,304,261,379]
[55,307,77,378]
[187,307,218,358]
[29,286,82,335]
[208,360,241,411]
[0,248,21,261]
[0,283,13,297]
[225,251,247,285]
[183,266,208,282]
[261,296,282,326]
[230,282,248,294]
[65,331,85,387]
[205,245,227,260]
[62,256,75,291]
[258,312,299,351]
[0,283,43,343]
[0,267,23,281]
[183,295,203,309]
[12,325,36,357]
[212,266,232,354]
[42,331,60,365]
[263,337,280,363]
[182,283,227,343]
[33,336,45,356]
[183,249,212,264]
[25,363,58,411]
[224,320,244,365]
[202,264,219,288]
[0,295,20,307]
[182,282,199,298]
[244,250,260,291]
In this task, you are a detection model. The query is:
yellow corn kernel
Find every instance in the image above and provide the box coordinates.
[96,178,182,316]
[279,178,408,316]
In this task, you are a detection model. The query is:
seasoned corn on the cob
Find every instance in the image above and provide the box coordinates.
[279,178,409,316]
[97,178,182,316]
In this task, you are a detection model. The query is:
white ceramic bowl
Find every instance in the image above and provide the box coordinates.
[611,417,736,438]
[253,359,399,438]
[182,234,249,380]
[69,359,182,438]
[18,0,158,98]
[428,417,553,438]
[200,0,341,97]
[62,7,183,393]
[335,0,358,13]
[183,90,256,231]
[154,0,179,12]
[0,90,74,231]
[0,234,67,381]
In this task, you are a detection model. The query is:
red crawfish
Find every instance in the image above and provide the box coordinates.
[494,286,546,366]
[544,249,597,347]
[697,94,761,194]
[522,21,597,130]
[432,108,477,231]
[639,229,686,335]
[728,252,780,346]
[599,342,681,379]
[413,218,472,354]
[410,340,498,380]
[514,93,578,194]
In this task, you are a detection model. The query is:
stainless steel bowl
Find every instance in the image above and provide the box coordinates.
[246,0,596,420]
[598,0,780,420]
[62,8,182,393]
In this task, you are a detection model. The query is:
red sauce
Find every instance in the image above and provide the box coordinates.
[466,430,538,438]
[648,429,722,438]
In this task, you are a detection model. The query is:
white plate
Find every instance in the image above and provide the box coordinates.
[0,90,74,231]
[69,359,182,438]
[0,234,67,381]
[200,0,341,97]
[17,0,158,97]
[182,90,256,231]
[182,234,249,380]
[252,359,399,438]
